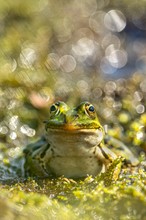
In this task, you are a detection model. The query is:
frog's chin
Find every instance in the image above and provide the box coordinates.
[45,128,104,152]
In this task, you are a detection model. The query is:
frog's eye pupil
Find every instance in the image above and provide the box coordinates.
[89,105,94,112]
[50,105,56,112]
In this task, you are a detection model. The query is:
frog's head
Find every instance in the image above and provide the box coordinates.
[45,101,103,132]
[45,101,104,154]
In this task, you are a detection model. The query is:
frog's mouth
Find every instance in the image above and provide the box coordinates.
[45,115,103,131]
[45,123,103,131]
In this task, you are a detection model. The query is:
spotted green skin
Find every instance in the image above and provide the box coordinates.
[23,101,139,178]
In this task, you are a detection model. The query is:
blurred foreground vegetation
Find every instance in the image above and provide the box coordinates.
[0,0,146,219]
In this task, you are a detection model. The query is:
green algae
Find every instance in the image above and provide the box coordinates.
[0,165,146,220]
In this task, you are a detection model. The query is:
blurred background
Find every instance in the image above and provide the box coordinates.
[0,0,146,157]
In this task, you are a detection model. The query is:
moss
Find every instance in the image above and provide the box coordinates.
[0,165,145,220]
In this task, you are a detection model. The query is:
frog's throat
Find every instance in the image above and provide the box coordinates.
[46,128,104,146]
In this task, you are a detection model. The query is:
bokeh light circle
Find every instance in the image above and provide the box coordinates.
[104,10,126,32]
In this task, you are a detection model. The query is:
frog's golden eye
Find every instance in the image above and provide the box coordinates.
[50,104,60,116]
[85,104,96,118]
[88,105,95,112]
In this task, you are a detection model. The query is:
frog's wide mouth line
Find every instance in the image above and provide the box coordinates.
[47,128,97,131]
[46,127,103,134]
[46,123,103,131]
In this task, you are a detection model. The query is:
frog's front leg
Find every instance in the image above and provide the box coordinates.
[96,143,122,180]
[23,137,52,177]
[104,135,139,166]
[95,143,116,170]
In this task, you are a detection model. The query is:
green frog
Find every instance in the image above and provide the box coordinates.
[23,101,139,178]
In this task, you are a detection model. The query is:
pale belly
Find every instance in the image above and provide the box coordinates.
[23,129,108,178]
[48,156,103,178]
[44,129,106,177]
